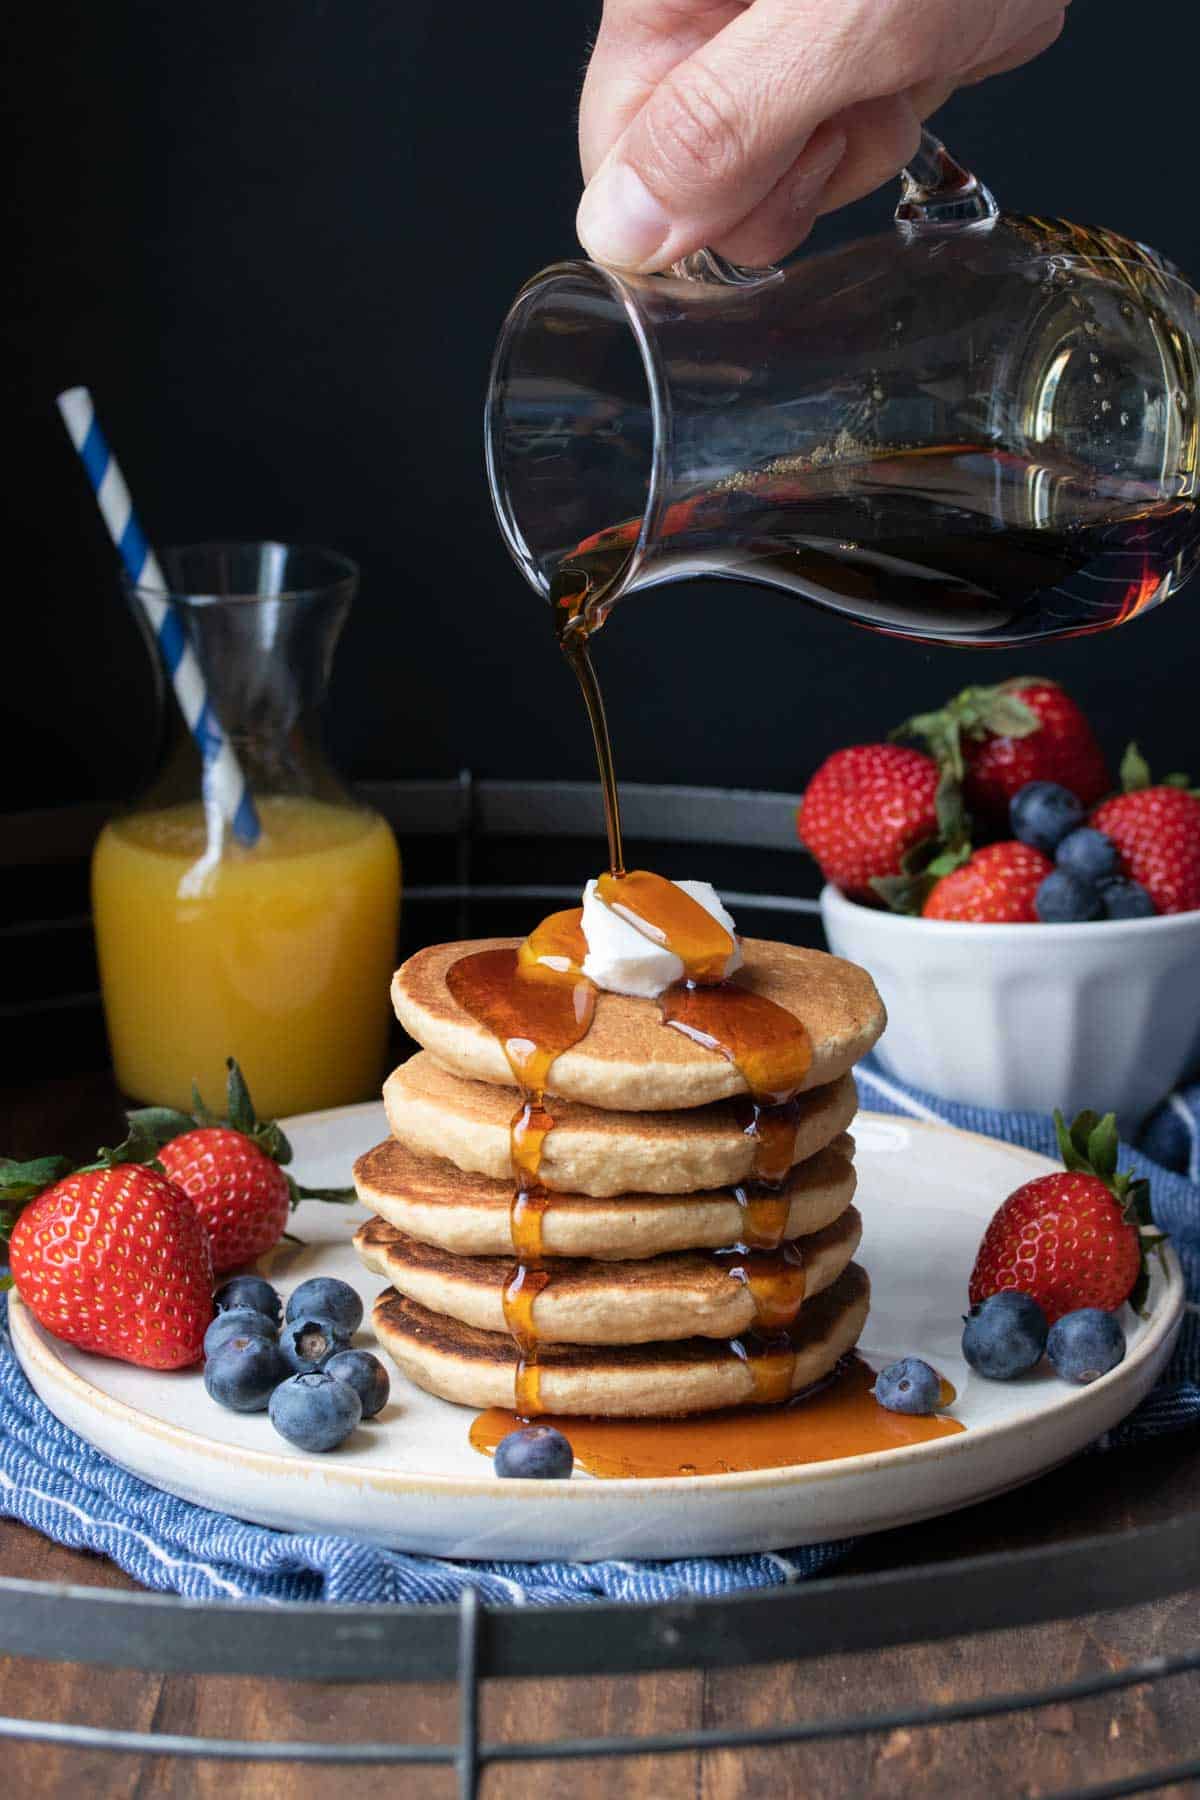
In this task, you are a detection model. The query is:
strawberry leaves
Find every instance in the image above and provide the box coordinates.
[895,677,1048,777]
[130,1060,295,1167]
[128,1059,352,1210]
[1052,1108,1164,1314]
[1118,742,1197,798]
[869,768,972,914]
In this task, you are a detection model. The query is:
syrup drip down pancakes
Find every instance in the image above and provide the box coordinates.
[354,876,887,1423]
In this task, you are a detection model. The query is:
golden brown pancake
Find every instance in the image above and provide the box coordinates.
[372,1264,870,1416]
[383,1053,859,1197]
[353,1133,857,1258]
[392,936,885,1111]
[354,1206,861,1344]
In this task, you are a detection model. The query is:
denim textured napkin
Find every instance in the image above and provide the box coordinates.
[1,1065,1197,1607]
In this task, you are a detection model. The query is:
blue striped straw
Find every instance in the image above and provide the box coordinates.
[56,387,260,846]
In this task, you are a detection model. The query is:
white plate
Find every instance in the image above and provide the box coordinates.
[9,1107,1184,1562]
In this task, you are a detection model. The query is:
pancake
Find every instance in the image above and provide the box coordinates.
[372,1263,870,1416]
[383,1053,859,1197]
[355,1205,861,1345]
[354,1133,857,1258]
[393,936,885,1112]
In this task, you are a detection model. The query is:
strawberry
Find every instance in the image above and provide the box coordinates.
[1090,745,1200,915]
[897,678,1109,830]
[131,1060,354,1272]
[921,841,1051,922]
[1,1132,212,1369]
[968,1110,1163,1323]
[797,743,963,905]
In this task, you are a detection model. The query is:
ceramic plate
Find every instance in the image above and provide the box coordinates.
[9,1107,1184,1561]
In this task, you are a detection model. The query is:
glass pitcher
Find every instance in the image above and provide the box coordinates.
[485,133,1200,647]
[91,542,402,1117]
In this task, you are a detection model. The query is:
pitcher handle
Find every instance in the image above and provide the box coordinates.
[672,128,996,284]
[894,128,998,229]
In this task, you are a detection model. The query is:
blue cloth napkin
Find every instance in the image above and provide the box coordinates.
[2,1069,1198,1608]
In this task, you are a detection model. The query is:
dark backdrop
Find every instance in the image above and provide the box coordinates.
[5,0,1198,816]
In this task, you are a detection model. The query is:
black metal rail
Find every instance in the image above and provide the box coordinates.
[4,1582,1200,1797]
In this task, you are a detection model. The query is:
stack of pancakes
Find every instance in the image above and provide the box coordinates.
[353,936,886,1418]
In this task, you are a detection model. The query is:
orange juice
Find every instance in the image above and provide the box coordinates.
[92,795,401,1116]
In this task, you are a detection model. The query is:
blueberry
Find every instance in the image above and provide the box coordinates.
[279,1312,350,1374]
[324,1349,390,1419]
[493,1425,574,1480]
[285,1277,363,1338]
[204,1307,277,1359]
[962,1291,1048,1379]
[1046,1308,1126,1383]
[204,1335,289,1412]
[269,1370,362,1451]
[213,1276,282,1326]
[1035,869,1103,923]
[873,1357,943,1415]
[1100,877,1156,920]
[1010,782,1084,854]
[1055,828,1119,884]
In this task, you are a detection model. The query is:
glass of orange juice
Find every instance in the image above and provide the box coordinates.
[91,543,401,1117]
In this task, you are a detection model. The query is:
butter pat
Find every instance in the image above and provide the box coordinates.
[580,878,742,998]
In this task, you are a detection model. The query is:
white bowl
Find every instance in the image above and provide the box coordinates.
[820,884,1200,1135]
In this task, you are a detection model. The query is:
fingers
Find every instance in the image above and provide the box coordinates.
[709,120,846,266]
[806,94,923,221]
[579,0,746,181]
[576,0,1068,273]
[577,0,865,272]
[963,11,1067,83]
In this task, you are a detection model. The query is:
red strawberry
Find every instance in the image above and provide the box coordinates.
[132,1060,354,1272]
[922,841,1051,922]
[1090,747,1200,915]
[897,679,1109,829]
[797,744,942,902]
[3,1136,212,1369]
[159,1129,292,1272]
[969,1110,1161,1323]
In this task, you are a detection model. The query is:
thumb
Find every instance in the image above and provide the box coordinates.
[576,5,860,272]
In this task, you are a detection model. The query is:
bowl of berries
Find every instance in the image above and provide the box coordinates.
[803,680,1200,1133]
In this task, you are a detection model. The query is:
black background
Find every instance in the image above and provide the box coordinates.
[5,0,1199,817]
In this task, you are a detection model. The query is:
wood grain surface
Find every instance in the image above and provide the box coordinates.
[3,1073,1200,1797]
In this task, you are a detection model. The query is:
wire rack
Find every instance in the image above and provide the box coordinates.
[3,777,1200,1795]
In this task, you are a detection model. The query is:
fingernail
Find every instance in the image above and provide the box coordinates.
[577,161,671,272]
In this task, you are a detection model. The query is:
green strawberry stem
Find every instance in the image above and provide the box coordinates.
[128,1057,354,1211]
[1052,1108,1161,1315]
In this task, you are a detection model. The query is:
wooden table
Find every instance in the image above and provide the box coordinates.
[4,1075,1200,1798]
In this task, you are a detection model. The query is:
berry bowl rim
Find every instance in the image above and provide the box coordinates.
[820,882,1200,943]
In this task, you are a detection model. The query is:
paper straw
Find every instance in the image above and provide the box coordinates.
[56,387,260,846]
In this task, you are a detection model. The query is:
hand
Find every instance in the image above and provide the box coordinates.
[577,0,1067,272]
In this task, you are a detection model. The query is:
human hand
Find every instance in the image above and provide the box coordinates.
[577,0,1067,271]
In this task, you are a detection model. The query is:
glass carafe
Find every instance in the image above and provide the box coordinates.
[486,134,1200,647]
[91,542,401,1117]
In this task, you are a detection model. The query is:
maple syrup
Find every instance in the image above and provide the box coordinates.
[446,925,597,1411]
[551,445,1200,649]
[469,1354,963,1478]
[446,566,832,1427]
[714,1240,808,1332]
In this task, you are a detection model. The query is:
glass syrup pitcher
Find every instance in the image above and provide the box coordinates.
[485,132,1200,648]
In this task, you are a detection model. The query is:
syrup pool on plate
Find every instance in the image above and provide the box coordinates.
[470,1355,963,1478]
